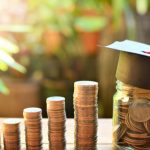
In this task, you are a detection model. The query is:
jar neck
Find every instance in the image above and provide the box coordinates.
[116,80,150,99]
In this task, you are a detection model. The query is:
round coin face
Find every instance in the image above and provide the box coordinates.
[74,81,98,87]
[23,107,42,113]
[129,99,150,122]
[3,119,21,125]
[47,96,65,102]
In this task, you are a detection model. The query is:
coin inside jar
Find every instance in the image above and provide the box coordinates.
[144,120,150,134]
[113,86,150,149]
[129,99,150,122]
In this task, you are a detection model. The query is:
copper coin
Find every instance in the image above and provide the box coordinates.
[125,113,145,133]
[144,120,150,134]
[129,99,150,122]
[23,107,42,119]
[126,131,150,139]
[123,135,149,145]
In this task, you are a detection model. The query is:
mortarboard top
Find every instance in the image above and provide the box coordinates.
[104,40,150,89]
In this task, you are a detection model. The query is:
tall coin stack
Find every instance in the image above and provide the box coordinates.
[47,96,66,150]
[23,107,43,150]
[74,81,98,150]
[3,119,21,150]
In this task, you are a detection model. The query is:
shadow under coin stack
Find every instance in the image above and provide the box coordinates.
[23,107,43,150]
[47,96,66,150]
[74,81,98,150]
[3,119,21,150]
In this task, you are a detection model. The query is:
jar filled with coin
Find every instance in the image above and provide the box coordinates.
[111,43,150,150]
[113,80,150,149]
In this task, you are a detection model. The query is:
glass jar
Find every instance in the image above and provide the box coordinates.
[113,80,150,150]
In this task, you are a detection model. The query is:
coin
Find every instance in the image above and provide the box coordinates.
[23,107,43,150]
[74,81,98,149]
[115,98,150,149]
[144,120,150,134]
[47,96,66,150]
[3,119,21,150]
[129,99,150,122]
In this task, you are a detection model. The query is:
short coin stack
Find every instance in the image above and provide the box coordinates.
[74,81,98,150]
[47,96,66,150]
[3,119,21,150]
[23,107,43,150]
[118,98,129,124]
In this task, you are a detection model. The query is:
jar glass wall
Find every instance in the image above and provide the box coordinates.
[113,80,150,149]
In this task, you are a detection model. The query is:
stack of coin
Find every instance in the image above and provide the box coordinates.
[23,107,43,150]
[47,96,66,150]
[118,98,129,124]
[74,81,98,150]
[3,119,21,150]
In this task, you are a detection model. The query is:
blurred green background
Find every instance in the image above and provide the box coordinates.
[0,0,150,118]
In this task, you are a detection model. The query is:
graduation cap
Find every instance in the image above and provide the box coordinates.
[104,40,150,89]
